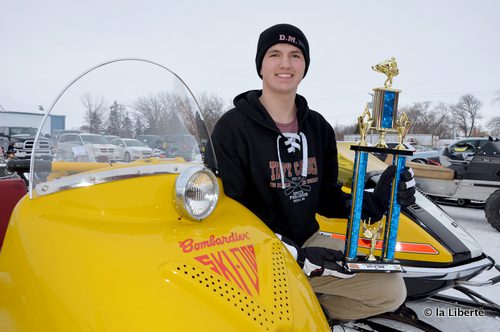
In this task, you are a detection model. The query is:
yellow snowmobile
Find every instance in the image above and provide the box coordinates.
[0,59,329,332]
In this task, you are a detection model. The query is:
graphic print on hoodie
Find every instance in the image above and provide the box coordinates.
[270,131,318,204]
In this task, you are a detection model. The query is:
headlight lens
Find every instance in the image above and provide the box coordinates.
[174,167,219,221]
[14,142,24,148]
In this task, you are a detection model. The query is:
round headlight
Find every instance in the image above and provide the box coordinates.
[174,166,219,221]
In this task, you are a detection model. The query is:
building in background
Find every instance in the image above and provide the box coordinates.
[0,111,65,136]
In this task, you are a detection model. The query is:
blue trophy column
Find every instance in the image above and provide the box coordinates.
[382,154,406,261]
[345,150,368,260]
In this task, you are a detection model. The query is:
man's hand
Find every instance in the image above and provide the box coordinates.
[374,165,416,208]
[299,247,356,279]
[397,167,416,207]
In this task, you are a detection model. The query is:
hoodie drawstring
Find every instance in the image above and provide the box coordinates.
[276,132,308,189]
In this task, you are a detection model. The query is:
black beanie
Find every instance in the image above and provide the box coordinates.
[255,24,310,79]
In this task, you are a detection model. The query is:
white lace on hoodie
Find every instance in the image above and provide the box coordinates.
[276,132,308,189]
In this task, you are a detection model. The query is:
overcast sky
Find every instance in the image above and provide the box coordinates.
[1,0,499,128]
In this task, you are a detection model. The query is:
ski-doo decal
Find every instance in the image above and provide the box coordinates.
[321,232,439,255]
[178,233,259,296]
[194,245,259,296]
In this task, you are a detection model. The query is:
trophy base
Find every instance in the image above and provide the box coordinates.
[344,257,403,273]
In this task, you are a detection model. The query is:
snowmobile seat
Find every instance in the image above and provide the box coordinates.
[407,161,455,180]
[0,177,26,250]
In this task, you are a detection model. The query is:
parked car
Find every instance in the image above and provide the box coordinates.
[52,129,83,143]
[105,135,120,143]
[110,138,153,162]
[373,142,441,165]
[136,134,164,149]
[163,134,198,161]
[55,133,120,162]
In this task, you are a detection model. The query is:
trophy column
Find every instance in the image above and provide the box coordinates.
[382,154,407,261]
[345,149,368,260]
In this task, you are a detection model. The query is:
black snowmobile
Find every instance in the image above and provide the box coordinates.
[415,138,500,231]
[319,142,500,331]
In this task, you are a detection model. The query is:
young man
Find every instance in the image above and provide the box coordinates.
[211,23,415,320]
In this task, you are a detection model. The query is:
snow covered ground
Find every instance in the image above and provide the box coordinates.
[404,205,500,331]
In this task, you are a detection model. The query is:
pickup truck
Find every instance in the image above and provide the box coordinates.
[0,126,52,160]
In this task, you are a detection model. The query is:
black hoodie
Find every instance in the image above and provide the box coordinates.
[211,90,379,246]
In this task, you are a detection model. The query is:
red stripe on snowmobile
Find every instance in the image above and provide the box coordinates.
[328,233,439,254]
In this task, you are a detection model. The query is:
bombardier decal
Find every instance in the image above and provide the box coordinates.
[178,232,250,253]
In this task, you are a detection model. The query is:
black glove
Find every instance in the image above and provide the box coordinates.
[298,247,355,278]
[372,165,416,213]
[397,167,416,207]
[277,234,354,278]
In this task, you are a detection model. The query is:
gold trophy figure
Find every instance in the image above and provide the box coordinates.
[396,112,411,150]
[372,57,399,89]
[357,104,373,146]
[362,221,384,262]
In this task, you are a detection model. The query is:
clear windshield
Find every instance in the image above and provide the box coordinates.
[30,59,215,198]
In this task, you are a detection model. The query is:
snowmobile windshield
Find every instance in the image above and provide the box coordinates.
[30,59,216,198]
[477,141,500,156]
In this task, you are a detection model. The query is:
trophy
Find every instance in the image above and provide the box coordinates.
[343,57,413,273]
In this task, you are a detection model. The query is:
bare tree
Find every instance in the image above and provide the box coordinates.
[81,93,106,133]
[487,117,500,137]
[175,95,198,137]
[429,102,454,139]
[132,92,193,136]
[486,90,500,137]
[131,91,227,140]
[451,94,482,137]
[492,89,500,106]
[196,92,227,134]
[133,92,172,135]
[399,101,453,141]
[333,122,357,141]
[400,101,433,134]
[469,124,488,137]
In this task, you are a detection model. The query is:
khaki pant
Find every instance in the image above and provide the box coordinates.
[302,232,406,320]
